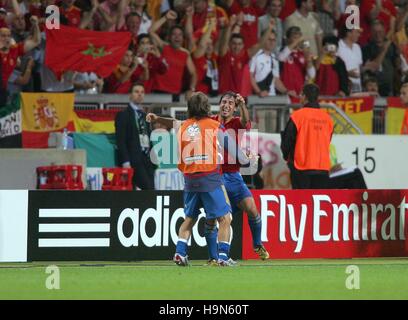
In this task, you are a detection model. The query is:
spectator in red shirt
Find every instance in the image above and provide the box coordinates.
[218,14,274,96]
[104,49,148,94]
[227,0,259,49]
[117,12,142,49]
[185,0,228,43]
[360,0,397,45]
[190,17,221,96]
[315,35,349,96]
[0,8,7,29]
[280,0,297,20]
[0,16,40,106]
[59,0,82,28]
[252,0,269,17]
[278,26,316,95]
[136,33,167,93]
[149,10,197,98]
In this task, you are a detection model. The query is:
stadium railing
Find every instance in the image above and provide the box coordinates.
[74,94,388,134]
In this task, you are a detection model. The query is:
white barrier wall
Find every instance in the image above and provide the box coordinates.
[331,135,408,189]
[0,190,28,262]
[0,149,87,190]
[150,134,408,190]
[248,134,408,190]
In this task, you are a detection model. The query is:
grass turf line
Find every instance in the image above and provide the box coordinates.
[0,259,407,299]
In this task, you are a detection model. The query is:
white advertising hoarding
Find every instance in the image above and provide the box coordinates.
[0,190,28,262]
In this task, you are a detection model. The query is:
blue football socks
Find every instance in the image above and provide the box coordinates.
[205,222,219,260]
[218,241,230,261]
[175,238,188,257]
[248,214,262,247]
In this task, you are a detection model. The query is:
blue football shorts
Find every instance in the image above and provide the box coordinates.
[222,172,252,214]
[183,185,232,220]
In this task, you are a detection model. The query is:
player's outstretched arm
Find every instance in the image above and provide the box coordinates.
[236,94,250,128]
[146,113,181,129]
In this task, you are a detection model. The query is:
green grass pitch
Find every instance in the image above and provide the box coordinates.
[0,258,407,300]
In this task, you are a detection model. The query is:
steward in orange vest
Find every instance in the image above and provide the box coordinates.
[281,83,334,189]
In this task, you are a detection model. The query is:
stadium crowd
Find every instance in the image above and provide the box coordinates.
[1,0,408,102]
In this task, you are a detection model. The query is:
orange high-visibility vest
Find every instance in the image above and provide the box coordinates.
[178,117,220,174]
[290,107,334,171]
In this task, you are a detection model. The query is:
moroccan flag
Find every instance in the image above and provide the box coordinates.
[73,109,119,134]
[0,94,22,148]
[45,25,131,78]
[21,93,75,148]
[386,97,408,134]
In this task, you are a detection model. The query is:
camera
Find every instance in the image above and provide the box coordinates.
[326,44,337,52]
[302,40,310,49]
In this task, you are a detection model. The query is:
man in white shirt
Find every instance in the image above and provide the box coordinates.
[250,30,295,97]
[337,26,363,93]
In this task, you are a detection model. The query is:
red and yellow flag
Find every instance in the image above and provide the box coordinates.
[20,93,75,148]
[290,96,375,134]
[73,109,118,134]
[386,97,408,134]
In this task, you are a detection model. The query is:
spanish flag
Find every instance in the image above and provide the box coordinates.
[21,93,75,148]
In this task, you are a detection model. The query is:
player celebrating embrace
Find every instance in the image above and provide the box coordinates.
[211,92,269,260]
[147,92,269,261]
[168,92,248,266]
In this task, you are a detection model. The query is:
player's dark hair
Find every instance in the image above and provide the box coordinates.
[219,91,237,104]
[302,83,320,104]
[187,92,211,119]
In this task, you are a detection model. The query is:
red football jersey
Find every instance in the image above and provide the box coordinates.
[229,3,258,49]
[139,53,167,93]
[193,54,218,94]
[280,50,307,95]
[1,43,25,89]
[153,45,188,94]
[360,0,397,45]
[218,50,250,95]
[211,115,251,173]
[105,65,144,94]
[60,5,82,28]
